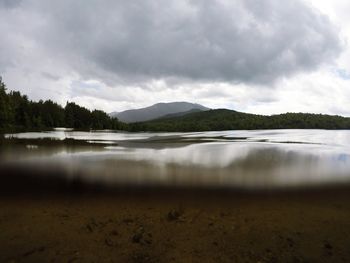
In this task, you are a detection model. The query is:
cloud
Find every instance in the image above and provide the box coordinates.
[0,0,343,85]
[0,0,348,116]
[0,0,22,9]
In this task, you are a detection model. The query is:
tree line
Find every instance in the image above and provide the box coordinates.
[0,77,123,132]
[128,109,350,132]
[2,76,350,133]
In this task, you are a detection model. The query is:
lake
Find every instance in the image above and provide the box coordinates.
[1,129,350,190]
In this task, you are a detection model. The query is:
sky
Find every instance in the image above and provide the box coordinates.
[1,0,350,116]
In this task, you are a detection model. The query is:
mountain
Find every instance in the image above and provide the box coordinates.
[127,109,350,132]
[155,108,204,120]
[110,102,209,123]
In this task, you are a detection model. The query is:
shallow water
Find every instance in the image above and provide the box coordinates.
[2,129,350,189]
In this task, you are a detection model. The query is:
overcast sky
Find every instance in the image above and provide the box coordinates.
[1,0,350,115]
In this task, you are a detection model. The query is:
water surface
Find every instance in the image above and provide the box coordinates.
[1,129,350,189]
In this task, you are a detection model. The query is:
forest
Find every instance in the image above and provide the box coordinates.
[0,77,123,132]
[2,76,350,133]
[129,109,350,132]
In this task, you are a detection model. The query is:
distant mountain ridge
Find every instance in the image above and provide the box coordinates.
[110,102,209,123]
[156,108,204,120]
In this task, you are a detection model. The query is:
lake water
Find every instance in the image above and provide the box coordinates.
[1,129,350,190]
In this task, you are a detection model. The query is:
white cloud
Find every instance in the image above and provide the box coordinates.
[0,0,349,116]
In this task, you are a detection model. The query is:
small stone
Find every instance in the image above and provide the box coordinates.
[132,252,150,262]
[132,233,143,243]
[145,239,152,245]
[220,212,227,217]
[105,238,114,247]
[68,257,79,263]
[167,210,181,221]
[110,230,119,236]
[123,218,134,224]
[286,237,295,247]
[324,242,333,250]
[86,224,93,232]
[132,227,145,243]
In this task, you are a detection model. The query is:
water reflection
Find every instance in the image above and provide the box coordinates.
[1,130,350,189]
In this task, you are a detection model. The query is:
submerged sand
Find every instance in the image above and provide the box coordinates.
[1,187,350,263]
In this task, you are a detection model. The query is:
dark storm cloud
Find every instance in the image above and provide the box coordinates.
[0,0,343,85]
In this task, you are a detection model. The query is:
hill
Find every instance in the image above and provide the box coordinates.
[110,102,209,123]
[128,109,350,132]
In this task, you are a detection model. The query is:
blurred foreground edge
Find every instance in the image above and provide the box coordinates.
[1,164,350,200]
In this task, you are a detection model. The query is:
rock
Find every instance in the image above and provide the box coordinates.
[145,239,152,245]
[324,241,333,256]
[132,227,145,243]
[167,210,181,221]
[123,218,134,224]
[105,238,114,247]
[110,230,119,236]
[22,246,46,257]
[90,218,98,227]
[132,233,143,243]
[220,212,228,217]
[132,252,151,263]
[86,224,93,233]
[324,242,333,250]
[286,237,295,248]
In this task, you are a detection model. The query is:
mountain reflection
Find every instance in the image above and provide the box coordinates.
[2,129,350,190]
